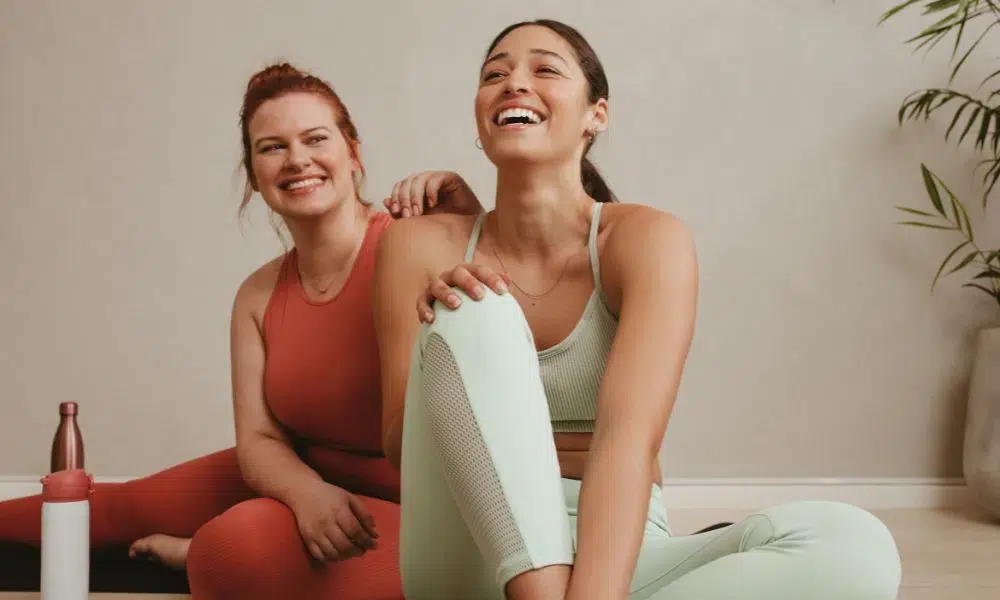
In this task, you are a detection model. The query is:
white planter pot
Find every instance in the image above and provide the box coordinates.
[963,326,1000,518]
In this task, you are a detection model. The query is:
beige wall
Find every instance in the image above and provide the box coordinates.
[1,0,997,480]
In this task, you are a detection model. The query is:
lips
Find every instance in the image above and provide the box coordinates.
[492,105,547,127]
[278,176,327,191]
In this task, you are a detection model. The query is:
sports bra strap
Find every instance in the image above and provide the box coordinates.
[464,212,487,263]
[587,202,606,298]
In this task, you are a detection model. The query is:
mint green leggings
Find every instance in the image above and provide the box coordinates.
[398,289,902,599]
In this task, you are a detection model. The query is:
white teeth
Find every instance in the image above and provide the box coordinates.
[286,178,323,190]
[496,107,542,126]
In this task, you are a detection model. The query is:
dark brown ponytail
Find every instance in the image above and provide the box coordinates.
[582,157,615,203]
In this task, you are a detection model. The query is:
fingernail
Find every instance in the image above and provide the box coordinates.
[423,310,434,322]
[473,285,485,300]
[496,280,508,294]
[448,294,462,308]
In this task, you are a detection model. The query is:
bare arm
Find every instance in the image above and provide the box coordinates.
[230,274,323,511]
[373,219,435,470]
[566,210,699,600]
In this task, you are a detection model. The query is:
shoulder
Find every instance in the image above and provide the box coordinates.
[376,211,481,272]
[599,203,697,293]
[232,253,287,324]
[600,203,694,252]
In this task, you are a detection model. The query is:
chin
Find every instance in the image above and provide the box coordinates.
[487,139,552,166]
[269,190,342,221]
[282,204,337,221]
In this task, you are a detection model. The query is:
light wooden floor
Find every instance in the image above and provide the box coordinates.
[2,504,997,599]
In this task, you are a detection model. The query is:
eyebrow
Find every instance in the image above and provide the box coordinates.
[482,48,570,70]
[253,126,331,149]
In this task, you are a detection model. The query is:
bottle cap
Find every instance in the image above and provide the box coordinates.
[41,469,93,503]
[59,402,78,416]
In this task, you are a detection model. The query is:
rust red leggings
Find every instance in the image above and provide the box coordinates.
[0,447,404,599]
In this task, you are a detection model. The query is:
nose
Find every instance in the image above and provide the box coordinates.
[284,141,311,170]
[502,67,531,96]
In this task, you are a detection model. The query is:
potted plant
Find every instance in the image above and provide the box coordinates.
[880,0,1000,518]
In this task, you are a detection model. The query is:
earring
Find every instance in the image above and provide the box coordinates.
[475,137,483,150]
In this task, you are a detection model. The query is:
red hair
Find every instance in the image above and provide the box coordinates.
[238,62,366,215]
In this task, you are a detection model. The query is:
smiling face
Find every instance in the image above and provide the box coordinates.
[476,24,608,168]
[247,91,362,220]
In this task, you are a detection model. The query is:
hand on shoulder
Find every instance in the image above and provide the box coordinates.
[383,170,483,218]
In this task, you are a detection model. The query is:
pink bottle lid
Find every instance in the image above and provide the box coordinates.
[40,469,94,503]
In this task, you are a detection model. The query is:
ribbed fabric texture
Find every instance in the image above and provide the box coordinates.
[187,494,403,600]
[537,294,617,432]
[463,203,618,433]
[422,333,533,579]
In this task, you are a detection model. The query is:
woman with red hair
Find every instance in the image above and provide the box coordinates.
[0,61,482,599]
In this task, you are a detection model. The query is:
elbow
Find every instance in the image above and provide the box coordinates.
[593,427,662,472]
[383,437,402,472]
[234,437,254,482]
[234,429,280,480]
[381,413,403,471]
[385,444,402,472]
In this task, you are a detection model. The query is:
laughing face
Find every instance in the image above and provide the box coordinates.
[247,92,362,220]
[475,24,608,168]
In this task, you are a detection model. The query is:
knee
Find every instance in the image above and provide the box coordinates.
[829,503,901,598]
[187,499,303,599]
[775,501,902,598]
[424,287,527,350]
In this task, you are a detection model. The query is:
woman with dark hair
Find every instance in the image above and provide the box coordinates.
[376,19,902,599]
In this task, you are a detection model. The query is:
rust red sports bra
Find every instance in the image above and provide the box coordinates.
[261,211,398,500]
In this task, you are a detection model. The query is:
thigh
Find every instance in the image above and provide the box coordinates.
[627,517,756,599]
[97,447,254,542]
[399,290,575,598]
[630,500,900,600]
[188,496,404,600]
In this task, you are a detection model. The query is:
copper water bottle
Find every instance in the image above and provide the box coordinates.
[50,402,84,473]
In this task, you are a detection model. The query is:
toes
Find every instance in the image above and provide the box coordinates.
[128,538,155,560]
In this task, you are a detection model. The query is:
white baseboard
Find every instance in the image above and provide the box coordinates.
[658,477,969,510]
[0,475,968,510]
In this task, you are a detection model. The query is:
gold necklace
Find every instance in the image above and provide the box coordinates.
[296,212,370,297]
[489,241,575,305]
[302,272,340,295]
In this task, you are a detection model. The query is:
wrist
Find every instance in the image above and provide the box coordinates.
[285,475,328,513]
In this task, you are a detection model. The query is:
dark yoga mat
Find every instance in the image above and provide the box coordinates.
[0,542,190,593]
[0,524,734,592]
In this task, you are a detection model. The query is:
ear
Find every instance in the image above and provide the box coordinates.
[589,98,609,134]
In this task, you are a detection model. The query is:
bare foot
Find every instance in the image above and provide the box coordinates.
[128,534,191,570]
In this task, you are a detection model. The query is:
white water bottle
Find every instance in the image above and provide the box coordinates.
[40,468,93,600]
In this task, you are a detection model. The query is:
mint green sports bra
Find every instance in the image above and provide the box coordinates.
[463,202,619,433]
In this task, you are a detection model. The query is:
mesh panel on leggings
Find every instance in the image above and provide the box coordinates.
[422,332,533,578]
